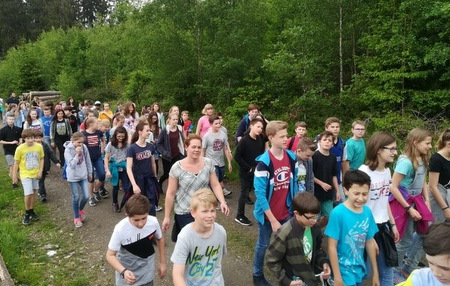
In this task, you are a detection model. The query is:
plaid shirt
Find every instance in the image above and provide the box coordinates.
[170,157,215,214]
[266,217,329,286]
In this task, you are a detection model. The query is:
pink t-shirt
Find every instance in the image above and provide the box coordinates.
[197,115,211,138]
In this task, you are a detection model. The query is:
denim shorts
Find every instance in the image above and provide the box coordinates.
[22,178,39,196]
[5,154,14,166]
[214,165,225,182]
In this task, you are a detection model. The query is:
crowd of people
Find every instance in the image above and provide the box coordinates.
[0,92,449,286]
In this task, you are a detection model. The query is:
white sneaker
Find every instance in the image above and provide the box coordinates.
[223,188,232,197]
[74,218,83,228]
[155,205,163,212]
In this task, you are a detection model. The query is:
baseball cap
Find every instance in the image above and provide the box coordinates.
[94,101,101,105]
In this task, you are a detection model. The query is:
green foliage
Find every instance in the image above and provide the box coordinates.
[0,0,447,128]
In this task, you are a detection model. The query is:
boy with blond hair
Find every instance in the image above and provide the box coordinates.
[171,188,227,286]
[13,128,44,225]
[253,120,298,286]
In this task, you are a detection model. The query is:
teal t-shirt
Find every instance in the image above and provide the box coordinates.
[324,204,378,285]
[346,138,366,170]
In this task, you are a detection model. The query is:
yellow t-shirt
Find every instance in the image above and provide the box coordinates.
[14,143,44,179]
[98,110,113,122]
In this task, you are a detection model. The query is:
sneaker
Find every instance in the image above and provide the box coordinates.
[74,218,83,228]
[12,183,18,189]
[93,191,102,202]
[112,203,120,213]
[253,275,272,286]
[246,197,254,205]
[223,188,232,197]
[155,205,163,212]
[22,214,31,226]
[79,210,86,221]
[89,197,97,207]
[99,188,109,198]
[30,211,40,221]
[235,216,252,226]
[39,194,47,203]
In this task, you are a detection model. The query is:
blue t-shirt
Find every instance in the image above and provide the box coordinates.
[330,137,346,184]
[41,115,53,136]
[324,204,378,285]
[346,138,365,170]
[82,130,103,160]
[126,143,156,177]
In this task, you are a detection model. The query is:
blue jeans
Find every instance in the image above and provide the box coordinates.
[253,217,290,277]
[366,238,393,286]
[69,179,89,219]
[90,156,105,182]
[396,219,424,275]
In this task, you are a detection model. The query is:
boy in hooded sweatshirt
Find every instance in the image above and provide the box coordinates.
[64,132,93,228]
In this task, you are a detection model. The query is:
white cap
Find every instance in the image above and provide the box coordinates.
[94,101,101,105]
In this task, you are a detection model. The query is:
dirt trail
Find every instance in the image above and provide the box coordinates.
[43,164,265,286]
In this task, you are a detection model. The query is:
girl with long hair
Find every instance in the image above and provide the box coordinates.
[151,102,165,129]
[359,131,400,285]
[105,126,130,213]
[390,128,433,283]
[50,109,72,165]
[429,128,450,222]
[23,107,43,132]
[123,102,139,134]
[125,122,160,215]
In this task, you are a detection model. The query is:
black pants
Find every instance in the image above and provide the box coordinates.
[55,136,69,165]
[159,154,184,186]
[39,171,48,196]
[237,171,254,218]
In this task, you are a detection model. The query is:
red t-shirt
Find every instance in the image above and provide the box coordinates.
[268,150,291,222]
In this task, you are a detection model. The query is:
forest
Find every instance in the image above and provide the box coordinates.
[0,0,449,136]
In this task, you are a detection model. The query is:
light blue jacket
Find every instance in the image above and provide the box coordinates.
[253,149,298,225]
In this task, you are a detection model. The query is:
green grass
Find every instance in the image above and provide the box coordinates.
[0,160,92,286]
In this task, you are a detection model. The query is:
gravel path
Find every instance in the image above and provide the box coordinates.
[42,164,264,286]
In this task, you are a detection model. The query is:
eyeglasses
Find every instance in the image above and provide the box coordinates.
[381,146,398,153]
[302,214,319,221]
[353,128,365,131]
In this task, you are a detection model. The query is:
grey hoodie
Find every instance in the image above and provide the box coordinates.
[63,141,93,182]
